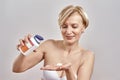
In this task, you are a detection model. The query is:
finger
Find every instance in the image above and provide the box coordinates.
[16,44,21,50]
[28,34,32,39]
[56,63,63,71]
[24,35,29,43]
[56,66,62,71]
[19,39,25,46]
[40,65,51,70]
[40,67,54,70]
[40,65,59,71]
[61,63,72,70]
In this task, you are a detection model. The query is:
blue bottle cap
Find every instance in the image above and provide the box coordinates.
[34,35,44,44]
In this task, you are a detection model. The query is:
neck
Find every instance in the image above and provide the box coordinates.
[62,41,79,52]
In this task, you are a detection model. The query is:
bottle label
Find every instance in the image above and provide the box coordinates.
[19,35,44,56]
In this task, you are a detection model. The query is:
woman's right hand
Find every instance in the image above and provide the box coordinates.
[17,34,32,52]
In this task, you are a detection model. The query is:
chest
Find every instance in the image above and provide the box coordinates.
[44,48,83,69]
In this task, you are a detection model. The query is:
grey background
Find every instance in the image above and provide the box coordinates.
[0,0,120,80]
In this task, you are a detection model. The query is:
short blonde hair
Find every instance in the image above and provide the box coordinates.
[58,5,89,28]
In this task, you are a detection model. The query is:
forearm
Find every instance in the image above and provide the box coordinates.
[65,66,77,80]
[12,53,27,72]
[13,50,44,73]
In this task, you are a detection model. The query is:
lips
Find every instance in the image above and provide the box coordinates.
[65,36,74,40]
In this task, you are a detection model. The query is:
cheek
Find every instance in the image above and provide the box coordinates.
[76,32,81,38]
[60,29,65,35]
[74,29,81,35]
[74,29,82,38]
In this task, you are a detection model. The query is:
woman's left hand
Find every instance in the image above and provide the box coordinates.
[40,63,72,71]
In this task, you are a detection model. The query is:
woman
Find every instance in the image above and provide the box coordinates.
[13,5,95,80]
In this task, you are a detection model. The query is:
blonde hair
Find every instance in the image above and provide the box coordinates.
[58,5,89,28]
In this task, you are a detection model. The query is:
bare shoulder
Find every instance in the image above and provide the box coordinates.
[41,39,56,46]
[40,39,59,49]
[37,39,57,54]
[82,49,95,61]
[85,50,94,57]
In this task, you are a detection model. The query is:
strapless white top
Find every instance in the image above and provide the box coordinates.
[43,70,67,80]
[42,70,77,80]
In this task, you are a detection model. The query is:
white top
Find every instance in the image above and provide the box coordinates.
[43,70,67,80]
[42,70,77,80]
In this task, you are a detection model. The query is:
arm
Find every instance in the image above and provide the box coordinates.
[77,51,95,80]
[65,65,77,80]
[12,35,44,73]
[13,46,44,73]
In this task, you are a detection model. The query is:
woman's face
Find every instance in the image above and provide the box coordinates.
[60,12,84,44]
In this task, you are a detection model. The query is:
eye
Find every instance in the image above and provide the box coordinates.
[72,24,78,28]
[61,24,68,28]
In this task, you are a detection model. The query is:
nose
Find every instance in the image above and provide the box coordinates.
[66,27,72,34]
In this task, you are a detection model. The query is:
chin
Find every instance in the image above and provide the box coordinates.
[65,39,76,44]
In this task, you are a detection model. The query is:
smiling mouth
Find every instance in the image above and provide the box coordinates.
[65,36,74,40]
